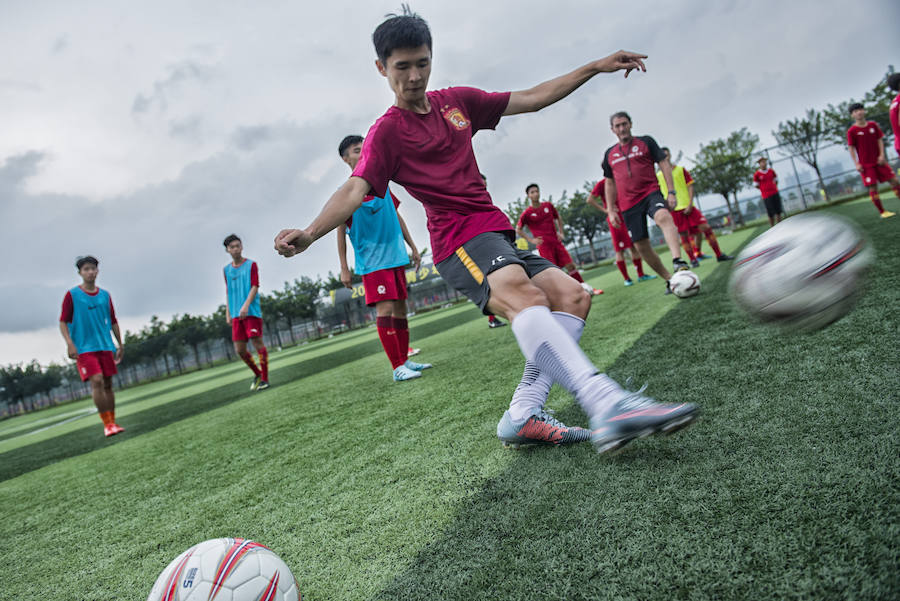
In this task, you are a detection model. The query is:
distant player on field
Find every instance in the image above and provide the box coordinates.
[336,135,432,381]
[847,102,899,218]
[753,157,785,227]
[275,8,697,454]
[888,73,900,160]
[59,255,125,437]
[586,177,655,286]
[657,148,733,264]
[602,112,690,294]
[223,234,270,391]
[516,183,602,295]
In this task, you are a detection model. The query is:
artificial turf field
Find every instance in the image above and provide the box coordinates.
[1,198,898,601]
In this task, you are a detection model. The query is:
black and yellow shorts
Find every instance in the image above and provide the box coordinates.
[436,231,557,314]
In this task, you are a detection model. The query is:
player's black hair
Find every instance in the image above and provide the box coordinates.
[887,73,900,92]
[661,146,670,154]
[373,4,432,64]
[848,102,864,114]
[609,111,632,125]
[339,135,364,158]
[75,255,99,270]
[525,183,539,193]
[223,234,241,248]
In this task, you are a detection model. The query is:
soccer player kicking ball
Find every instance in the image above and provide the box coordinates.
[587,177,655,286]
[656,148,733,265]
[59,256,125,437]
[223,234,270,391]
[336,135,432,382]
[275,8,697,454]
[752,157,786,227]
[516,183,602,295]
[602,112,691,294]
[847,102,899,218]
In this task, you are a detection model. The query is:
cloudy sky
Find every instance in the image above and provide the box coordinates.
[2,0,898,365]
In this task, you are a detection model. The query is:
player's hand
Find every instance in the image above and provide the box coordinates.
[609,212,622,228]
[239,307,249,319]
[274,229,313,257]
[855,163,863,172]
[340,268,352,289]
[684,205,693,215]
[115,346,124,364]
[410,248,421,271]
[596,50,648,78]
[67,343,78,360]
[667,195,676,210]
[877,156,887,166]
[533,236,543,246]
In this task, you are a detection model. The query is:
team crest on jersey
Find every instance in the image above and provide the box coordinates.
[443,107,470,130]
[869,127,875,134]
[631,145,639,153]
[543,207,549,213]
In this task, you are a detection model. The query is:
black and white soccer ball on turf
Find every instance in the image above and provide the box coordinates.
[146,537,302,601]
[669,270,701,298]
[728,213,872,331]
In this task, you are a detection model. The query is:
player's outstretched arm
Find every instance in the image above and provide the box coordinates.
[275,176,370,257]
[503,50,647,116]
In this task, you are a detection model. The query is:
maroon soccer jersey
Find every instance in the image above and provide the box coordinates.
[352,87,513,263]
[517,202,560,241]
[601,136,666,212]
[753,169,779,199]
[890,92,899,156]
[591,179,606,202]
[847,121,884,166]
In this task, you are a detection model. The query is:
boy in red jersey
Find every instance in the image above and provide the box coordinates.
[275,9,697,454]
[602,112,690,294]
[888,73,900,160]
[516,183,601,295]
[59,256,125,437]
[753,157,785,227]
[224,235,270,390]
[847,102,899,218]
[586,178,654,286]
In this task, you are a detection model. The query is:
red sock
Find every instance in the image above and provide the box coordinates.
[488,314,496,323]
[633,257,645,277]
[99,411,113,425]
[703,231,722,257]
[569,270,585,283]
[257,346,268,381]
[239,351,261,377]
[377,316,405,369]
[869,189,885,213]
[680,234,696,261]
[393,317,410,360]
[616,260,630,281]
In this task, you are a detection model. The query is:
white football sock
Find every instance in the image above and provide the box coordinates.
[510,305,623,420]
[508,311,584,422]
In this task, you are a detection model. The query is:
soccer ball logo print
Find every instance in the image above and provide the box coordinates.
[377,285,386,294]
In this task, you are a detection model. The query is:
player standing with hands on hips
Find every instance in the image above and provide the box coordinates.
[275,8,697,454]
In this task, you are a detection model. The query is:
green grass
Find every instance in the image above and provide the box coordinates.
[1,198,897,600]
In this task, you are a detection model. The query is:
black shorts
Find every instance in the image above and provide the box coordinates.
[763,193,784,217]
[436,231,557,314]
[623,190,668,242]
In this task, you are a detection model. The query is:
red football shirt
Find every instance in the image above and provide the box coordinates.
[847,121,884,166]
[590,179,606,202]
[753,169,779,199]
[352,87,513,264]
[601,135,666,212]
[517,202,560,240]
[890,92,899,156]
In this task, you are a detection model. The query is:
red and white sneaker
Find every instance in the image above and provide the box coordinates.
[407,348,421,357]
[104,423,124,437]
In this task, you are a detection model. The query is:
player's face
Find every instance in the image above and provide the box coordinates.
[851,108,866,122]
[79,264,98,284]
[226,240,243,260]
[758,159,768,170]
[342,143,363,169]
[377,45,432,107]
[611,116,632,142]
[526,187,540,204]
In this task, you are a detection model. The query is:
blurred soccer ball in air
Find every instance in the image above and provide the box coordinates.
[728,213,872,331]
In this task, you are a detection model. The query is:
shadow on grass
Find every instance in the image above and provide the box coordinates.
[367,212,899,600]
[0,309,478,483]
